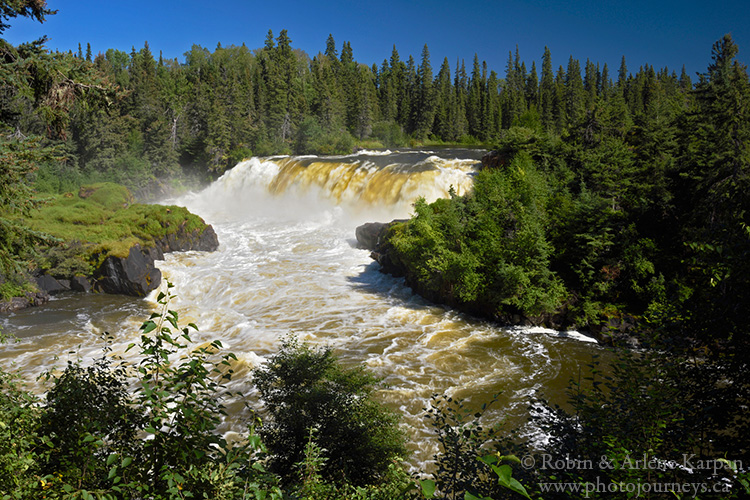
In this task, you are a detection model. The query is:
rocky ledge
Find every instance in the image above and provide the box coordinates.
[34,224,219,299]
[0,291,51,314]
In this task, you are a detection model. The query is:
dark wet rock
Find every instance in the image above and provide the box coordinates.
[36,274,70,295]
[589,313,641,348]
[155,224,220,254]
[355,220,407,251]
[0,291,50,313]
[70,276,93,293]
[481,149,512,170]
[93,244,162,297]
[90,224,219,298]
[355,222,390,251]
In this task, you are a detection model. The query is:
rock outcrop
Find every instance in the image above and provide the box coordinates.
[93,244,163,296]
[355,221,406,251]
[0,291,50,314]
[33,224,220,299]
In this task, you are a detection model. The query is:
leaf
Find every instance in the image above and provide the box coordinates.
[142,321,157,334]
[507,478,532,499]
[464,492,487,500]
[420,479,437,498]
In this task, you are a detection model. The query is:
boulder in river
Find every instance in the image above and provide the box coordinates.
[93,244,162,297]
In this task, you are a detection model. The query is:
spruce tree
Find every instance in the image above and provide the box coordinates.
[453,59,469,139]
[540,46,555,130]
[565,56,585,127]
[433,57,453,140]
[467,54,484,136]
[411,44,435,138]
[526,60,539,110]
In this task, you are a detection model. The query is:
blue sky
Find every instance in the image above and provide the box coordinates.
[5,0,749,79]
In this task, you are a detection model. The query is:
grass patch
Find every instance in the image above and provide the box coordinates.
[17,183,210,273]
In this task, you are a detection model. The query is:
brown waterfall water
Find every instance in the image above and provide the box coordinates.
[0,149,610,468]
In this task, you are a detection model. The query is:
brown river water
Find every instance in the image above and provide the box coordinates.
[0,149,610,467]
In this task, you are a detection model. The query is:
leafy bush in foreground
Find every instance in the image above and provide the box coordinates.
[0,287,421,499]
[253,335,408,487]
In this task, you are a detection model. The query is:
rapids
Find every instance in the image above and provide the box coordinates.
[0,149,608,467]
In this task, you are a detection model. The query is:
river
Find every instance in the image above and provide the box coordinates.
[0,149,609,467]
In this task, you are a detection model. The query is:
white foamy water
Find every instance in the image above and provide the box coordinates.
[0,151,607,467]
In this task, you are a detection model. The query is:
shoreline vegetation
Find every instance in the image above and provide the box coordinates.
[2,1,750,498]
[1,182,218,311]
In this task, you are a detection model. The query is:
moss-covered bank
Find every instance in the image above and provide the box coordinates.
[1,183,218,310]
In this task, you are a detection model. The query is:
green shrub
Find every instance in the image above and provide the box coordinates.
[0,344,42,496]
[295,116,356,155]
[421,395,532,500]
[388,152,566,320]
[39,351,145,492]
[253,336,408,486]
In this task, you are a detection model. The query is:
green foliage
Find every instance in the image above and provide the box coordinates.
[530,350,750,498]
[389,151,566,321]
[253,335,408,486]
[371,120,408,147]
[294,115,356,155]
[123,282,276,498]
[0,343,42,497]
[0,135,61,279]
[421,395,532,500]
[37,240,93,277]
[0,279,33,300]
[19,182,209,261]
[39,348,145,493]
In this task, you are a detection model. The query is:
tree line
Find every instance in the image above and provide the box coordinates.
[5,21,699,192]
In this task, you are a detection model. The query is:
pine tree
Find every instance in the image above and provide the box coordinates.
[677,34,750,346]
[600,62,612,98]
[584,58,598,109]
[618,55,628,88]
[402,54,417,131]
[553,65,567,132]
[466,54,484,136]
[453,59,469,139]
[565,56,585,127]
[526,61,539,110]
[411,44,435,138]
[540,46,555,130]
[432,57,453,140]
[679,64,692,91]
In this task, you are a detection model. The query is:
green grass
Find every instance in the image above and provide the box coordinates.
[19,183,209,271]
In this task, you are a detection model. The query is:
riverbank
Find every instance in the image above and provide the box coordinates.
[353,148,643,347]
[0,182,218,312]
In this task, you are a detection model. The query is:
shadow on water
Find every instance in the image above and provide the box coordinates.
[345,259,451,315]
